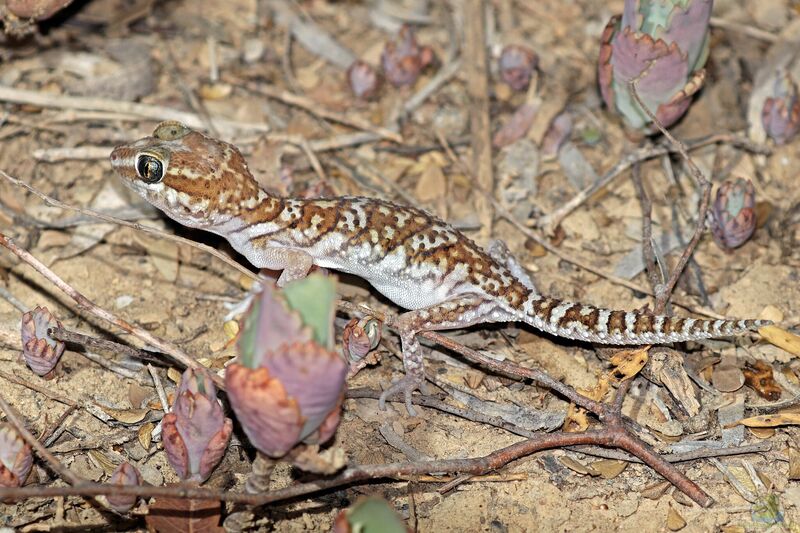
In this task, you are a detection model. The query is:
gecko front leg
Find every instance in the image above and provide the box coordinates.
[255,247,314,287]
[224,247,313,320]
[380,294,515,415]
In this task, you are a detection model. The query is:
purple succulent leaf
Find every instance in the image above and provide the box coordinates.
[762,72,800,145]
[711,178,756,249]
[660,0,713,70]
[168,369,230,482]
[161,413,190,480]
[239,284,312,368]
[0,423,32,487]
[348,60,381,100]
[20,306,65,377]
[499,44,538,92]
[198,418,233,482]
[261,342,347,441]
[106,462,142,512]
[225,363,305,457]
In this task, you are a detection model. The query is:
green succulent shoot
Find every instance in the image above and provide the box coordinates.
[598,0,713,132]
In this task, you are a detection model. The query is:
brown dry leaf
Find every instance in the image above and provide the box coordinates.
[414,162,446,202]
[641,481,671,500]
[788,447,800,480]
[133,233,179,282]
[720,527,746,533]
[198,82,232,100]
[734,412,800,428]
[145,495,224,533]
[168,367,183,383]
[563,403,590,433]
[743,360,782,401]
[610,346,650,381]
[87,449,117,476]
[712,359,746,393]
[128,383,154,409]
[558,456,597,476]
[748,427,776,439]
[759,325,800,356]
[463,372,484,390]
[97,405,149,424]
[139,422,155,451]
[590,459,627,479]
[666,506,687,531]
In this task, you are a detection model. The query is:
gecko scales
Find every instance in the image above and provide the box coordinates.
[111,121,770,414]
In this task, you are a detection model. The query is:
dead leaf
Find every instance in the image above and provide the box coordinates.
[414,162,446,202]
[641,481,671,500]
[759,325,800,356]
[734,412,800,428]
[145,495,224,533]
[743,360,782,401]
[666,506,686,531]
[97,405,149,424]
[610,347,650,381]
[558,456,597,476]
[133,233,179,282]
[590,459,627,479]
[139,422,155,451]
[712,357,745,393]
[748,427,776,439]
[129,383,154,409]
[87,449,117,476]
[788,447,800,480]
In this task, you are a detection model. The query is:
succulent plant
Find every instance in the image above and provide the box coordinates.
[332,496,410,533]
[762,70,800,145]
[381,24,435,88]
[711,177,756,249]
[499,44,539,92]
[106,462,143,513]
[6,0,73,20]
[342,316,381,364]
[598,0,712,132]
[348,60,381,100]
[0,423,32,488]
[20,306,65,377]
[226,275,348,458]
[161,368,232,483]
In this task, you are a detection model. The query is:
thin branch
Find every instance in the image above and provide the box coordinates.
[0,170,261,284]
[628,81,713,310]
[0,233,223,389]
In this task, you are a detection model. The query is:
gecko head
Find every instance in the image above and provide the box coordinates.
[110,121,264,229]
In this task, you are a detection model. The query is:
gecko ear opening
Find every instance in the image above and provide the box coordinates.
[153,121,191,141]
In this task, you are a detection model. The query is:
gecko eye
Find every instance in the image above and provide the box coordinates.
[135,154,165,184]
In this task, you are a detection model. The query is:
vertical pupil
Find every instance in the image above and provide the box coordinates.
[137,156,163,182]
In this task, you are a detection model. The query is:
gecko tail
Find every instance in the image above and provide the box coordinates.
[520,296,771,345]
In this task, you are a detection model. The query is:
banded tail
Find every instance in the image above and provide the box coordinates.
[520,295,770,345]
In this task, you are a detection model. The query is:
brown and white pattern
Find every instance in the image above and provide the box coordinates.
[110,122,770,414]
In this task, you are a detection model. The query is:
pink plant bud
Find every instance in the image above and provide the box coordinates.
[711,177,756,249]
[342,317,381,364]
[381,25,435,87]
[0,423,32,488]
[20,306,65,377]
[499,44,538,92]
[225,341,347,458]
[348,60,381,100]
[106,462,143,512]
[7,0,73,20]
[161,368,232,483]
[762,71,800,145]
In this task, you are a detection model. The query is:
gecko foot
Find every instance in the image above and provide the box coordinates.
[379,374,423,416]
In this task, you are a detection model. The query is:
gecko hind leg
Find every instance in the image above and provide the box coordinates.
[380,294,514,416]
[487,239,539,295]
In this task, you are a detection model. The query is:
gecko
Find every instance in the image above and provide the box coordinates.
[110,121,770,415]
